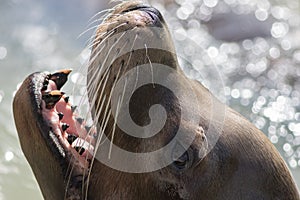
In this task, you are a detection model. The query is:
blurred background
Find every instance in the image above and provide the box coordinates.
[0,0,299,199]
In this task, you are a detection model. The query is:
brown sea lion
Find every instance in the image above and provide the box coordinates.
[13,1,300,200]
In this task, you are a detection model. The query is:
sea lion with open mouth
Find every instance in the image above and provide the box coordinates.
[13,1,300,200]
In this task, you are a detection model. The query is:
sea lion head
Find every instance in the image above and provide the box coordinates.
[13,1,211,199]
[86,1,211,199]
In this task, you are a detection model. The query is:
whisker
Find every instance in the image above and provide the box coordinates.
[77,24,104,40]
[87,8,114,24]
[145,43,155,87]
[108,66,123,159]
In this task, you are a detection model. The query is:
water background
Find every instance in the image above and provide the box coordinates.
[0,0,299,199]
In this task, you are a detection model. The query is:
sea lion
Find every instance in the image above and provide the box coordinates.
[13,1,300,200]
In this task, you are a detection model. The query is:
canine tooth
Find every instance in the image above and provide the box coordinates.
[71,105,77,113]
[67,134,77,144]
[74,147,85,155]
[62,123,70,131]
[42,85,48,91]
[76,117,84,125]
[42,90,65,109]
[64,96,69,103]
[49,69,72,90]
[85,126,91,133]
[58,112,64,120]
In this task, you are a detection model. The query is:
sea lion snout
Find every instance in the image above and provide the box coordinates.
[122,4,164,27]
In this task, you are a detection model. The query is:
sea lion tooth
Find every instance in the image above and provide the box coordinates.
[85,125,91,133]
[57,112,64,120]
[76,117,84,125]
[62,123,70,132]
[74,146,85,155]
[42,90,65,109]
[64,96,69,103]
[67,134,78,145]
[72,138,94,155]
[71,105,77,113]
[49,69,72,90]
[44,79,49,85]
[41,85,48,91]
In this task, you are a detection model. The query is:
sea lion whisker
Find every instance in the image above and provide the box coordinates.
[124,28,138,71]
[80,20,121,45]
[85,22,126,50]
[108,96,121,159]
[144,43,155,87]
[78,24,107,40]
[85,22,124,52]
[87,8,114,24]
[87,30,127,99]
[85,31,110,51]
[64,154,82,200]
[84,107,112,200]
[122,31,138,94]
[85,48,111,96]
[80,19,118,46]
[86,22,127,57]
[107,67,123,159]
[94,67,121,147]
[88,68,110,116]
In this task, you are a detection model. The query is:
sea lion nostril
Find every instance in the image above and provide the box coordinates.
[122,5,149,13]
[122,5,163,27]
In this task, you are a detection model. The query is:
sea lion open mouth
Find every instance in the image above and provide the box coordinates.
[13,1,300,200]
[13,69,96,199]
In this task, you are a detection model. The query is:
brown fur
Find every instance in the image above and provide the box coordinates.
[13,1,300,200]
[87,1,300,199]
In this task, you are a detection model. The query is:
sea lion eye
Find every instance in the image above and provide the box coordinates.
[172,151,190,170]
[171,143,193,171]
